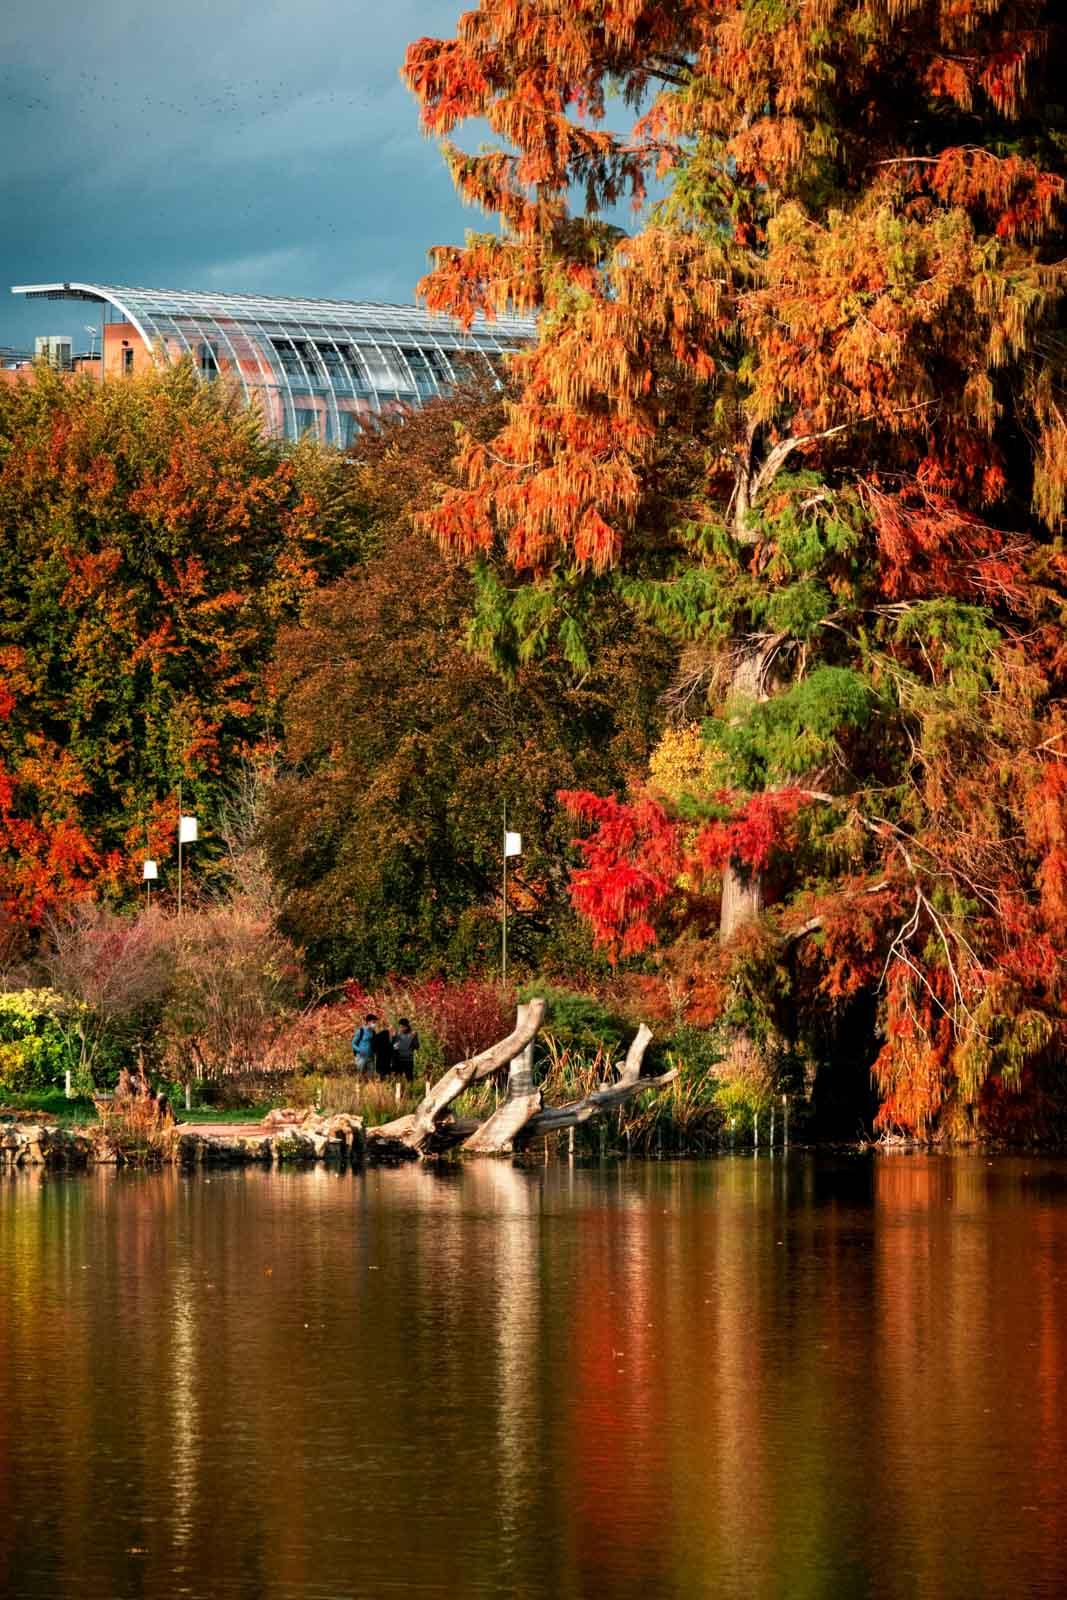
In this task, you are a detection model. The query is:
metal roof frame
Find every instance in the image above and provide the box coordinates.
[11,281,537,446]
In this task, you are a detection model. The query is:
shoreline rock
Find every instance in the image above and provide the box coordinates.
[0,1110,367,1169]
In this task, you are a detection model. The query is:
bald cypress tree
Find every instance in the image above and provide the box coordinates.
[404,4,1067,1136]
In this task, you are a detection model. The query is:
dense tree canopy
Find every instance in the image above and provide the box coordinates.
[263,388,671,981]
[405,3,1067,1135]
[0,365,360,921]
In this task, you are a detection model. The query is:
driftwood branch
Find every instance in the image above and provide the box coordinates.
[471,1021,677,1152]
[462,1003,541,1154]
[371,999,546,1152]
[368,1004,676,1161]
[462,1090,544,1153]
[618,1022,654,1084]
[522,1067,679,1137]
[519,1026,678,1140]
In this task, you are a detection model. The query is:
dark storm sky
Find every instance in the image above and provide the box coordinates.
[0,0,478,350]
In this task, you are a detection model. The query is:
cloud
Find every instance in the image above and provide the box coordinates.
[1,0,477,349]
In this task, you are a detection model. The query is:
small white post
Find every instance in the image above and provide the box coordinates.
[503,814,522,982]
[783,1093,789,1151]
[177,802,198,918]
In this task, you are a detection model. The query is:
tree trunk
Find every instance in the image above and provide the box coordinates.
[720,861,764,942]
[461,1006,541,1154]
[720,641,767,943]
[716,601,775,1084]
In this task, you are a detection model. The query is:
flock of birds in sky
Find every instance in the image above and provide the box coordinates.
[0,49,422,333]
[0,65,375,127]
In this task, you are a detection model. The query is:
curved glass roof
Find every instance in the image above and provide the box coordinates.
[11,281,537,447]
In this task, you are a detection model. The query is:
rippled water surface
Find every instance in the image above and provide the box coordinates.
[1,1156,1066,1599]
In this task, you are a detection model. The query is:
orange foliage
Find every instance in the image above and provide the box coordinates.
[0,366,354,921]
[403,3,1067,1137]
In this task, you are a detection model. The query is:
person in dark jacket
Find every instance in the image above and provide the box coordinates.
[372,1021,393,1078]
[391,1018,419,1080]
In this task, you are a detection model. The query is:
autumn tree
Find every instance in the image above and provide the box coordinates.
[404,3,1067,1136]
[0,363,361,922]
[262,386,671,980]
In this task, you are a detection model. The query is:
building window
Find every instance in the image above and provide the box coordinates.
[35,336,72,371]
[293,408,319,439]
[339,346,371,392]
[316,343,344,372]
[271,339,323,386]
[122,345,135,375]
[358,345,413,392]
[198,341,219,378]
[399,348,439,398]
[270,340,304,377]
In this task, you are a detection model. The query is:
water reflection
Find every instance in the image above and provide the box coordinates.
[0,1157,1065,1599]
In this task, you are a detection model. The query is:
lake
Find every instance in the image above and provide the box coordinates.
[1,1156,1065,1599]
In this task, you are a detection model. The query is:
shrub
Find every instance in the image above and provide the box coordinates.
[41,906,174,1091]
[162,901,303,1080]
[519,982,632,1060]
[95,1061,177,1164]
[0,989,77,1094]
[264,1002,363,1075]
[664,1023,725,1080]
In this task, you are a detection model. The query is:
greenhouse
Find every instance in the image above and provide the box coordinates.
[11,281,537,446]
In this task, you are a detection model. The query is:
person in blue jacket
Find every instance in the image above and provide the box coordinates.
[351,1014,377,1072]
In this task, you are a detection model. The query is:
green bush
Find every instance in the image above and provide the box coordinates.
[663,1023,725,1078]
[0,989,78,1094]
[519,982,632,1059]
[710,1074,774,1135]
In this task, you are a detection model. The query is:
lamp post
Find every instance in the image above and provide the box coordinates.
[177,809,198,917]
[142,857,158,909]
[502,804,522,982]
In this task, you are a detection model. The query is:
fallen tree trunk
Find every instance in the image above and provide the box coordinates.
[464,1021,677,1154]
[516,1024,676,1142]
[520,1066,678,1138]
[461,1003,542,1154]
[461,1090,544,1154]
[370,999,547,1154]
[367,1003,677,1161]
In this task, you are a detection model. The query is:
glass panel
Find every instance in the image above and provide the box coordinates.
[357,345,416,392]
